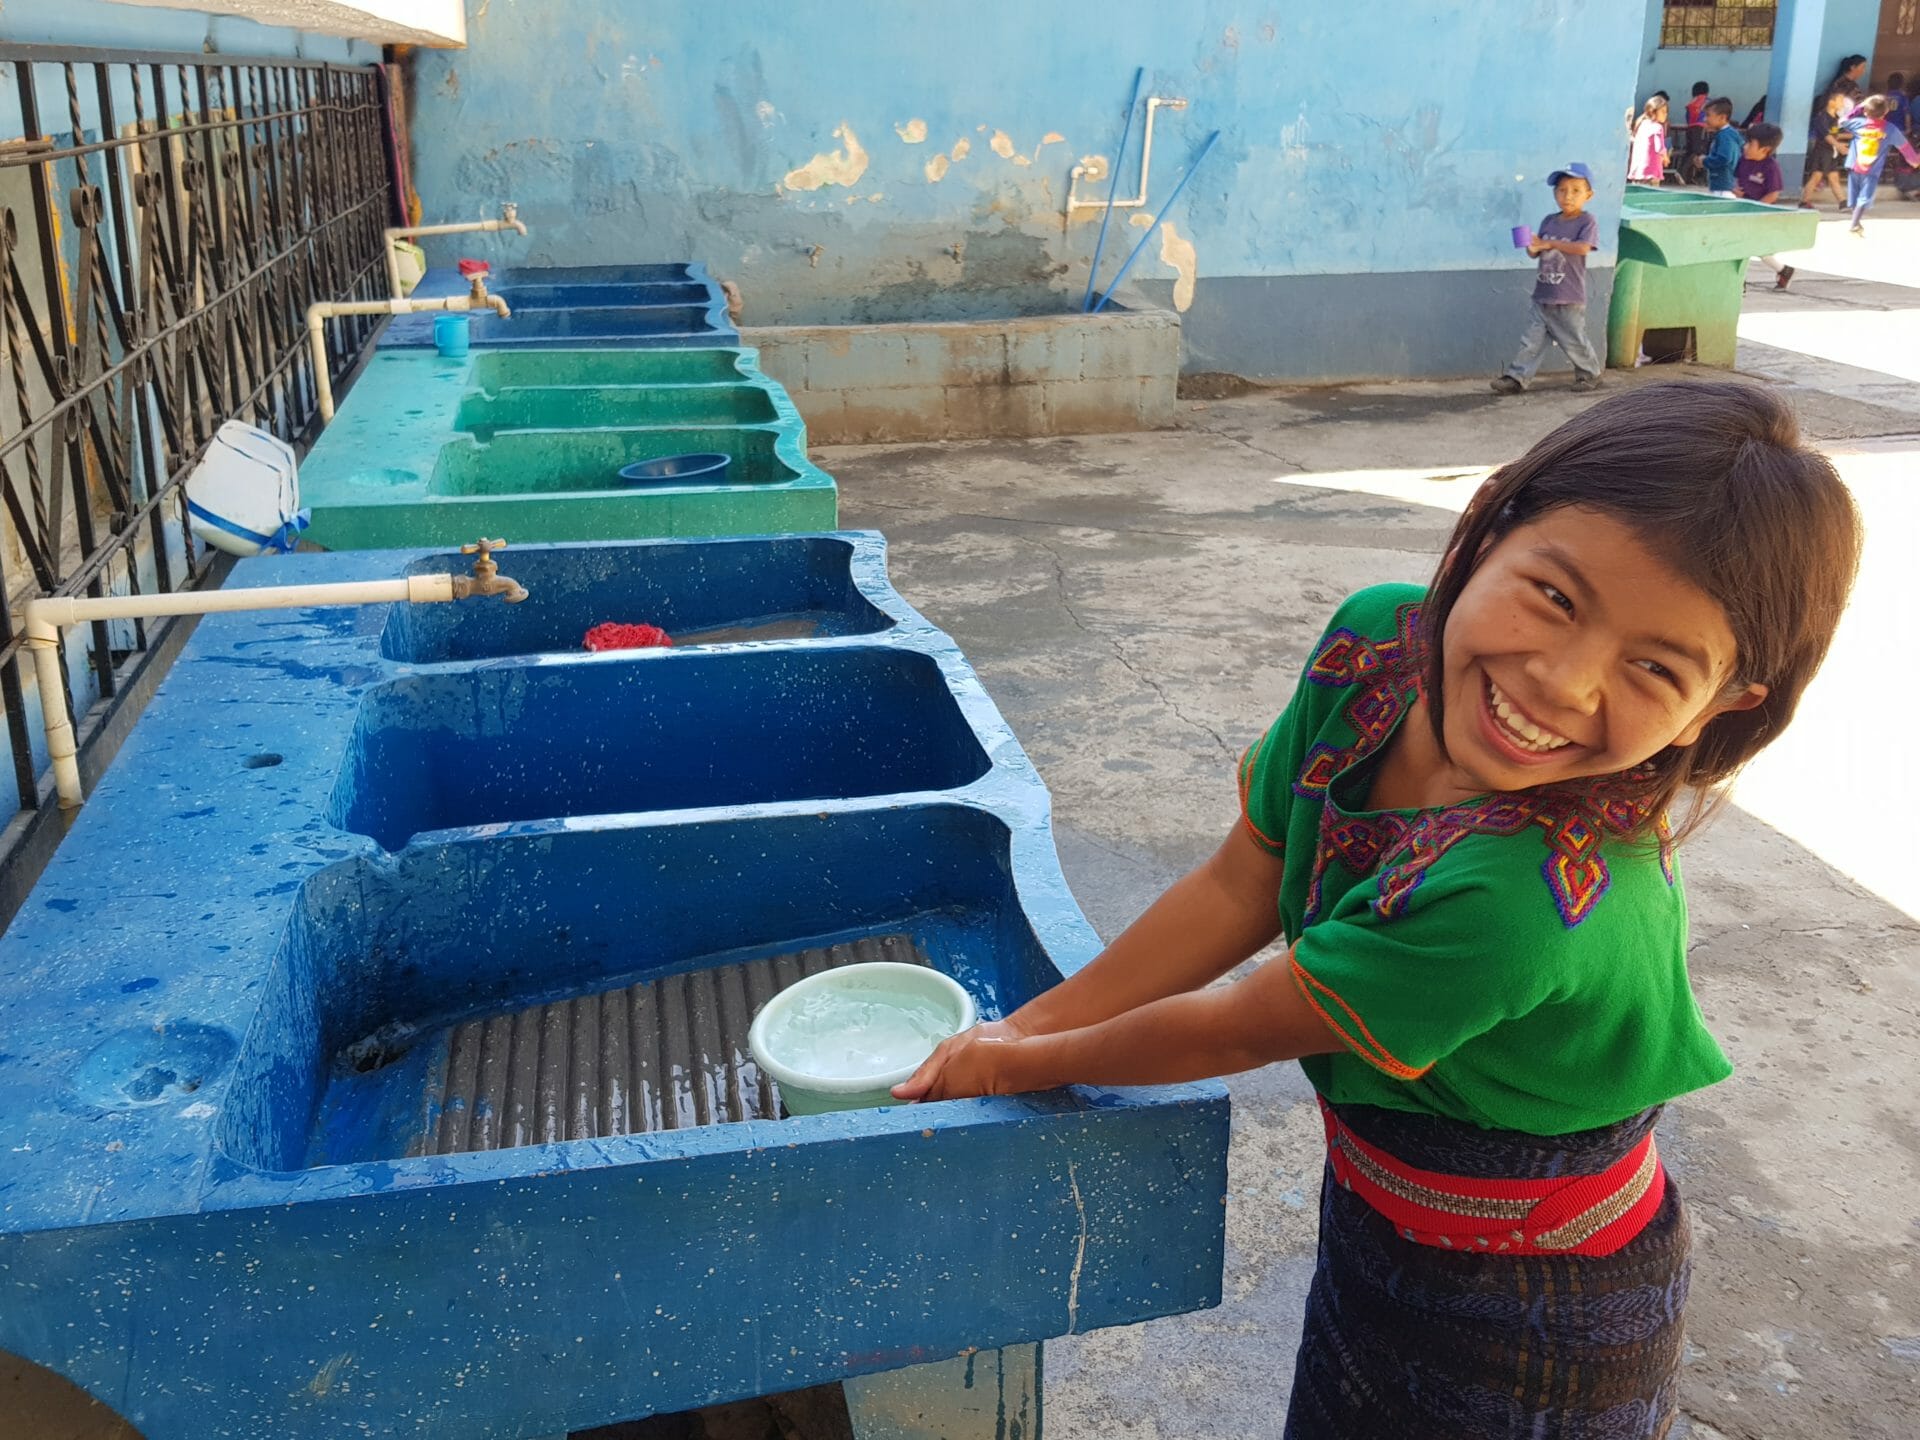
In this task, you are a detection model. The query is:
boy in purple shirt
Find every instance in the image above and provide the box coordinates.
[1737,123,1795,289]
[1492,162,1604,395]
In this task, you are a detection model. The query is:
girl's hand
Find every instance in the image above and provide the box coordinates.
[891,1017,1035,1103]
[1526,240,1549,257]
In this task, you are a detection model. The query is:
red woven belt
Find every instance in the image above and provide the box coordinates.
[1319,1099,1666,1257]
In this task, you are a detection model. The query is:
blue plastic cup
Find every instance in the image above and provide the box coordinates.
[1511,225,1534,249]
[433,313,471,358]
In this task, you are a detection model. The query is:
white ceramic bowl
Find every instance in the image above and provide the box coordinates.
[747,961,977,1116]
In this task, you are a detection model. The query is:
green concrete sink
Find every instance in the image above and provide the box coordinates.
[429,428,792,496]
[455,384,777,437]
[1607,185,1818,369]
[1618,185,1818,265]
[468,349,749,387]
[300,349,835,550]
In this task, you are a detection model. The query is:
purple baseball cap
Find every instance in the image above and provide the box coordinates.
[1547,162,1595,187]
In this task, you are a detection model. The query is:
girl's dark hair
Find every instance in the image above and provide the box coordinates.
[1747,121,1784,150]
[1837,54,1868,76]
[1421,382,1861,842]
[1691,81,1711,96]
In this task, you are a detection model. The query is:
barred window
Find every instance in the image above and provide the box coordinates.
[1660,0,1777,48]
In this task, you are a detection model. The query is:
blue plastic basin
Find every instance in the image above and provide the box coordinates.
[617,452,732,485]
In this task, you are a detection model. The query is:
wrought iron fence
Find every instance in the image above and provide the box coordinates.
[0,44,394,856]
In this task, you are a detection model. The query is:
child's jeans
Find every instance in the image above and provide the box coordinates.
[1847,168,1881,220]
[1503,302,1603,384]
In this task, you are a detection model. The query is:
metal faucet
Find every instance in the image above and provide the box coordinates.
[465,269,513,318]
[455,538,529,603]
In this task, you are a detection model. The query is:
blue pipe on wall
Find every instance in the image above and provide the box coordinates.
[1081,67,1144,314]
[1090,129,1221,315]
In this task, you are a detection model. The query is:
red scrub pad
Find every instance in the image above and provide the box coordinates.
[583,622,673,652]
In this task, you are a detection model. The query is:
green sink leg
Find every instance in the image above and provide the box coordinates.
[845,1343,1043,1440]
[1606,265,1645,368]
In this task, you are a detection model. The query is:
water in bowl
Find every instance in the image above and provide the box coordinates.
[766,986,956,1080]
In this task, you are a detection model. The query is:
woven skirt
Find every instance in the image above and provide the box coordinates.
[1283,1103,1691,1440]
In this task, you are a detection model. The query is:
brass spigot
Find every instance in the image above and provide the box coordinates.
[454,537,529,603]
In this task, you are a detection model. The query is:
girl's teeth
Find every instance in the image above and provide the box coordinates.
[1487,679,1571,753]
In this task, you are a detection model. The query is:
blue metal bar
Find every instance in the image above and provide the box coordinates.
[1090,129,1220,315]
[1080,66,1144,314]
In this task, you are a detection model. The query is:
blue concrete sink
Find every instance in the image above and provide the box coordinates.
[502,281,711,309]
[383,536,895,662]
[381,261,739,349]
[0,532,1228,1440]
[328,646,993,849]
[221,806,1063,1171]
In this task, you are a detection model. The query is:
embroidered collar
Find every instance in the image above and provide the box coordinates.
[1295,602,1673,929]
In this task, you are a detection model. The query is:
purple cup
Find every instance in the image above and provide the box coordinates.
[1511,225,1534,249]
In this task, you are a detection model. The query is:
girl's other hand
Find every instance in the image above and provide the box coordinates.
[891,1016,1034,1103]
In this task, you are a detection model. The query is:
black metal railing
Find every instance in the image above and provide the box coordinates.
[0,45,394,861]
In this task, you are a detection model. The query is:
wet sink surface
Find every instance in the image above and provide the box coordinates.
[328,645,992,848]
[383,537,893,663]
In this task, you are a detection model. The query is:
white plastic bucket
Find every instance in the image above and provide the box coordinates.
[747,962,976,1116]
[185,421,308,558]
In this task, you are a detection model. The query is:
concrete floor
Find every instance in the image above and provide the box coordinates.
[8,213,1919,1440]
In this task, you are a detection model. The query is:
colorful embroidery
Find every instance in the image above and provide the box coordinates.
[1294,602,1425,803]
[1293,602,1671,929]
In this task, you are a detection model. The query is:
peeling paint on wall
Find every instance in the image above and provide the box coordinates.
[1130,211,1155,228]
[1032,132,1066,163]
[782,123,870,191]
[895,118,928,143]
[950,138,971,162]
[1160,220,1197,311]
[755,100,779,128]
[924,153,951,183]
[989,130,1016,158]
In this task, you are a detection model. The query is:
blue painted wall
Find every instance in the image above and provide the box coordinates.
[0,0,380,61]
[402,1,1650,380]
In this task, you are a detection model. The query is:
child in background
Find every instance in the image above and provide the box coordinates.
[1491,163,1604,395]
[1883,74,1909,134]
[1702,99,1741,195]
[896,382,1862,1440]
[1685,80,1711,127]
[1802,84,1860,208]
[1628,95,1670,183]
[1836,93,1920,233]
[1738,124,1795,288]
[1683,81,1713,181]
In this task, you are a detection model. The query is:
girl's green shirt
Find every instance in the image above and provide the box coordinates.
[1241,584,1731,1135]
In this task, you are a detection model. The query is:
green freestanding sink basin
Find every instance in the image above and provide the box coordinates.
[1607,185,1818,368]
[300,348,835,550]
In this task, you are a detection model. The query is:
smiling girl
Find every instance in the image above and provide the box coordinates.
[894,382,1862,1438]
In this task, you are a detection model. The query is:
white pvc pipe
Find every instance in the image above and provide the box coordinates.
[384,203,527,297]
[308,291,510,424]
[25,574,459,811]
[1067,97,1188,212]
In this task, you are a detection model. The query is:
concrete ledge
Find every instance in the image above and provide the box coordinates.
[744,308,1179,443]
[1154,269,1619,382]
